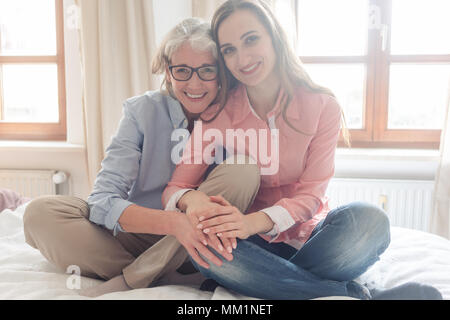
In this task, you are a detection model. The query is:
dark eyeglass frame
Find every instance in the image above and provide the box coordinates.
[168,64,218,82]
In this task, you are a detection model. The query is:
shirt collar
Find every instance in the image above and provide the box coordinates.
[167,95,188,129]
[230,84,301,126]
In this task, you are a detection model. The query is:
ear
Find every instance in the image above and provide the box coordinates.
[165,66,172,83]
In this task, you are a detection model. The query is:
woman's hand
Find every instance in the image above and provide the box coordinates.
[197,195,275,240]
[186,201,236,259]
[182,191,235,260]
[196,195,253,240]
[171,211,223,269]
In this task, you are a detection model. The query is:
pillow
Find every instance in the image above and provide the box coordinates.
[0,188,31,212]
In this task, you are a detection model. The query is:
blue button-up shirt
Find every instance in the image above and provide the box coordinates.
[87,91,189,235]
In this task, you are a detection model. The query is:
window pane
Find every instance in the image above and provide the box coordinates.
[1,64,59,122]
[273,0,297,51]
[297,0,368,56]
[303,64,365,129]
[391,0,450,55]
[388,64,450,129]
[0,0,56,55]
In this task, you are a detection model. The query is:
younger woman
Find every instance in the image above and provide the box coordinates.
[162,0,442,300]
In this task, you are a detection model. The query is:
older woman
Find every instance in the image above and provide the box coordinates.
[22,18,259,297]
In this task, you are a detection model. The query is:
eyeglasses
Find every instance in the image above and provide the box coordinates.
[168,64,218,81]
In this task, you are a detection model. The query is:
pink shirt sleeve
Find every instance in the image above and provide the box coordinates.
[161,120,210,209]
[261,95,342,241]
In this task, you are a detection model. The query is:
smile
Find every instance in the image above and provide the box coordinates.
[240,62,261,75]
[185,92,207,99]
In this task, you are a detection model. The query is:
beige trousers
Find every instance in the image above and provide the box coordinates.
[23,157,260,289]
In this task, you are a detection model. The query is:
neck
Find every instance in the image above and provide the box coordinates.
[183,109,200,133]
[246,75,281,121]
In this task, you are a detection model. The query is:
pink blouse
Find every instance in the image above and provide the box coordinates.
[162,84,342,249]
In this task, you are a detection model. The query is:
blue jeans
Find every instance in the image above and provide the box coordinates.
[190,201,391,299]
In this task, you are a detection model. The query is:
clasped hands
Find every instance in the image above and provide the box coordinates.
[182,194,253,269]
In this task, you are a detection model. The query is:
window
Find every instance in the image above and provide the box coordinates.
[276,0,450,148]
[0,0,66,140]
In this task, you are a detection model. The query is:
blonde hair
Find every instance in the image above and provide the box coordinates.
[209,0,350,146]
[151,18,219,100]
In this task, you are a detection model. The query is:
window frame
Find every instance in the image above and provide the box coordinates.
[0,0,66,141]
[296,0,450,149]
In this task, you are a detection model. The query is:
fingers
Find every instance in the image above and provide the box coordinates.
[187,246,210,269]
[195,243,223,268]
[207,233,233,261]
[231,237,237,249]
[217,230,240,239]
[218,235,233,254]
[203,223,238,236]
[197,214,235,230]
[197,206,235,222]
[209,195,232,206]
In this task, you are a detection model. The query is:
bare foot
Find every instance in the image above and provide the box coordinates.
[78,274,131,298]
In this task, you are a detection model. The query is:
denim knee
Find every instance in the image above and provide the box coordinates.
[341,201,391,252]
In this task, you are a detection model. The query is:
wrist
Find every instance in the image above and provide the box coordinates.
[178,190,209,212]
[167,210,185,236]
[247,211,274,235]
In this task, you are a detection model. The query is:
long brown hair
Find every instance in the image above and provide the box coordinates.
[206,0,350,146]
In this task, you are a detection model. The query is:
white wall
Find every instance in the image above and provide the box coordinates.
[153,0,192,47]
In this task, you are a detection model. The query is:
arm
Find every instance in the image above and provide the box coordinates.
[162,121,237,255]
[161,120,210,210]
[118,204,177,234]
[87,100,143,235]
[260,95,342,242]
[197,96,341,242]
[197,195,274,240]
[119,204,223,269]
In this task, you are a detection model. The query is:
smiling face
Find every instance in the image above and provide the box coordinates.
[218,9,278,90]
[166,42,219,117]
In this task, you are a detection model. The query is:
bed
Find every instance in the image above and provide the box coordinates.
[1,201,449,300]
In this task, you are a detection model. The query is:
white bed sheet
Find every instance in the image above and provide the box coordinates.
[1,203,449,300]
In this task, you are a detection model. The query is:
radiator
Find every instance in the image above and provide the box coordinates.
[0,169,58,198]
[326,178,435,232]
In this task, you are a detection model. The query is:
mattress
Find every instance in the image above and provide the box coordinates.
[1,203,449,300]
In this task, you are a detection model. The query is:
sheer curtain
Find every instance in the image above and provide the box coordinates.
[432,85,450,239]
[192,0,226,20]
[75,0,159,188]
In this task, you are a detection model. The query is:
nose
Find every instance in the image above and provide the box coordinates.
[237,50,251,69]
[187,71,203,88]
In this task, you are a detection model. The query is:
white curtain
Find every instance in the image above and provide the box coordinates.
[75,0,159,188]
[191,0,227,20]
[432,84,450,239]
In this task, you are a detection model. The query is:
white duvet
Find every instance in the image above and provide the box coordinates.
[1,203,449,300]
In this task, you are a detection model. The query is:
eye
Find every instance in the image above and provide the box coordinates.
[245,35,259,45]
[221,46,235,56]
[174,67,190,74]
[201,66,217,73]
